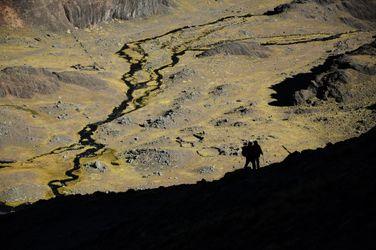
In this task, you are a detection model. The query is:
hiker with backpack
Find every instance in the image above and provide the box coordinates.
[241,140,264,170]
[242,141,253,169]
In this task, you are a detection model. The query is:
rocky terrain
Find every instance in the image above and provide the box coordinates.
[0,126,375,249]
[1,0,172,30]
[0,0,375,205]
[270,39,376,105]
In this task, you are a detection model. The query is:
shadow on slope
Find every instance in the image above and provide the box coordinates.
[0,128,375,250]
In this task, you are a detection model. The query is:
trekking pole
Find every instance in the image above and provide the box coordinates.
[282,145,291,154]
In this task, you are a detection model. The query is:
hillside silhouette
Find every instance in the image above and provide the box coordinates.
[1,127,375,250]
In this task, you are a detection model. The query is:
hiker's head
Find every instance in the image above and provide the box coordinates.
[254,141,259,145]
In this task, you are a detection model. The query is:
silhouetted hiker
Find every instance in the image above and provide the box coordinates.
[250,141,263,170]
[241,141,253,169]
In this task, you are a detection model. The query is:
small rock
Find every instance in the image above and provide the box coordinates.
[116,116,132,125]
[197,166,216,174]
[153,171,163,176]
[84,160,107,173]
[213,118,229,127]
[232,121,247,127]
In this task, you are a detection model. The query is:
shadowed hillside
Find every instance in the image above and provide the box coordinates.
[0,127,375,250]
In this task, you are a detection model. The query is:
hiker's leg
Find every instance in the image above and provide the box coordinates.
[256,158,260,169]
[251,159,256,170]
[244,158,250,168]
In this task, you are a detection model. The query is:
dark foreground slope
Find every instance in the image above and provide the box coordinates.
[1,128,376,250]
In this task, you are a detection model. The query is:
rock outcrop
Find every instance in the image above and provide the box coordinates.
[313,0,376,29]
[270,39,376,106]
[294,40,376,104]
[315,0,376,22]
[0,0,172,30]
[264,0,376,30]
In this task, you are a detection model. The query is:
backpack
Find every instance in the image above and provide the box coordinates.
[241,145,249,157]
